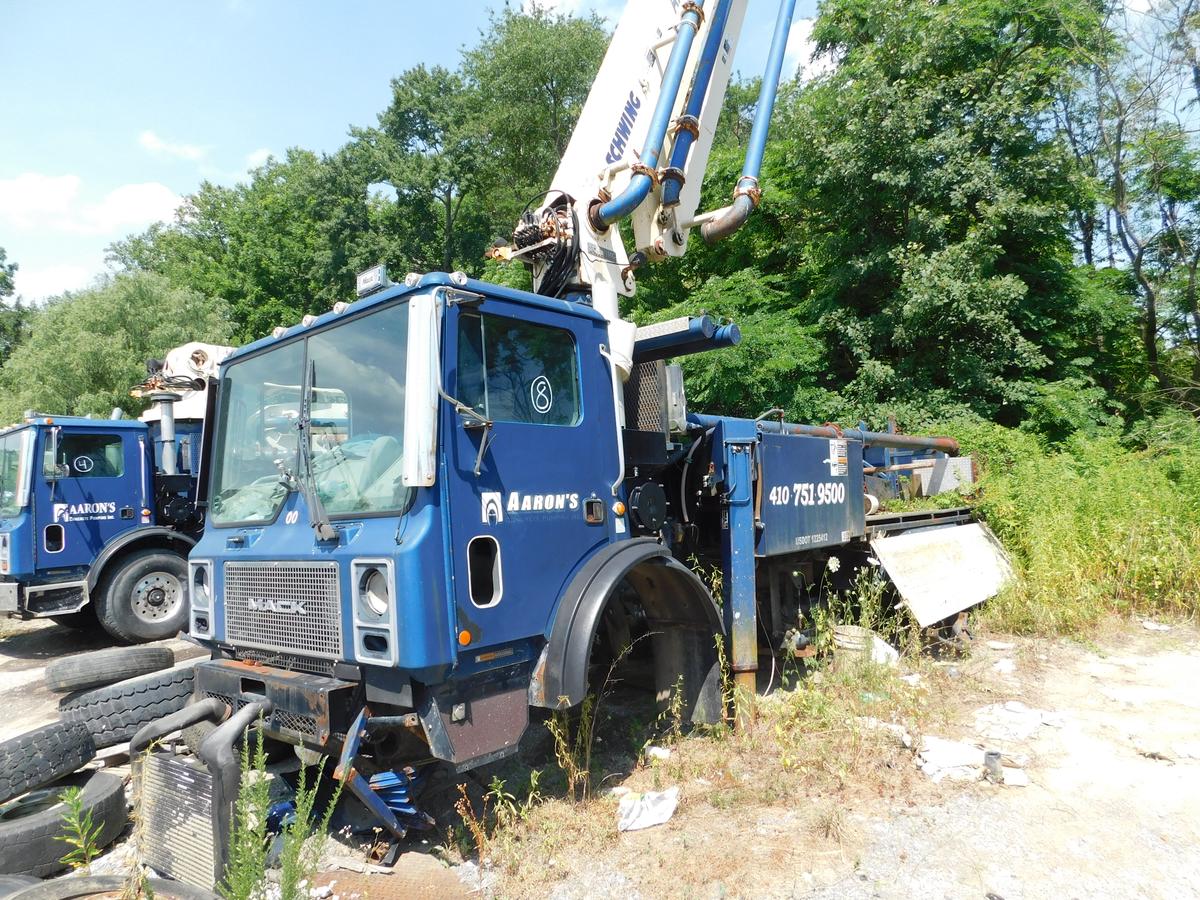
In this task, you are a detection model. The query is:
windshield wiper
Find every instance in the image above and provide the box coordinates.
[298,361,338,542]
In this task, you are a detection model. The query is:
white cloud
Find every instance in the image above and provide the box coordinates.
[138,130,207,162]
[0,173,82,230]
[521,0,621,20]
[785,18,837,82]
[79,182,181,234]
[245,148,273,169]
[1125,0,1153,11]
[12,262,95,302]
[0,173,180,237]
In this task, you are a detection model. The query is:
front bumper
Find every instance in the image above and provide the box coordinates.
[193,658,360,750]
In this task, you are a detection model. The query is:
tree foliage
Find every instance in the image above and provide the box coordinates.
[0,273,233,422]
[84,1,1198,439]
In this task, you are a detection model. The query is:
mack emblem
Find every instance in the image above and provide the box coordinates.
[246,598,307,615]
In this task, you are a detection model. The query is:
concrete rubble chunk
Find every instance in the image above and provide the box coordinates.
[987,640,1016,651]
[1001,766,1031,786]
[917,736,984,782]
[1142,620,1171,632]
[974,702,1064,741]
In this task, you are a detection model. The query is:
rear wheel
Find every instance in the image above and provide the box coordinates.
[94,549,188,643]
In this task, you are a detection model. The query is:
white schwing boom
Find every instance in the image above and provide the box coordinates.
[496,0,797,377]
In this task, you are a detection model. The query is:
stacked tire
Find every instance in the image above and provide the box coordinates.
[0,646,200,880]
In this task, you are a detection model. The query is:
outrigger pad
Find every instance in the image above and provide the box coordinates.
[870,522,1014,627]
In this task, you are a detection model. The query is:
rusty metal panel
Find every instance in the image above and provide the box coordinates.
[870,522,1013,627]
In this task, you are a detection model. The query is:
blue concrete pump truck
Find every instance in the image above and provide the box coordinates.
[131,0,1012,886]
[0,344,231,642]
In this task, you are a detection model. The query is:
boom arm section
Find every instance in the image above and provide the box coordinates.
[501,0,797,327]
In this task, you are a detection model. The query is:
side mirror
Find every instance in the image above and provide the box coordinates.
[42,427,65,480]
[401,291,442,488]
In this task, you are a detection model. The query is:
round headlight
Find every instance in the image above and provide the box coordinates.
[361,568,389,617]
[192,565,210,608]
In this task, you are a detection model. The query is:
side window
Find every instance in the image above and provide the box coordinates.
[457,313,581,426]
[58,434,124,478]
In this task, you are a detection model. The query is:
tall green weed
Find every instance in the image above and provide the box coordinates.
[944,416,1200,632]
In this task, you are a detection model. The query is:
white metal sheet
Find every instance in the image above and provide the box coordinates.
[871,523,1013,627]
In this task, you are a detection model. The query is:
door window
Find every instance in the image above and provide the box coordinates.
[457,312,581,426]
[54,434,124,478]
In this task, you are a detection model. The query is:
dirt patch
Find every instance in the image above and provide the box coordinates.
[472,621,1200,899]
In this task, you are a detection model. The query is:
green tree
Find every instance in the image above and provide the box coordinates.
[0,273,233,421]
[769,0,1115,427]
[461,4,609,229]
[0,247,15,298]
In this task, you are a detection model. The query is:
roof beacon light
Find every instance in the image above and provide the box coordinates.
[356,264,391,298]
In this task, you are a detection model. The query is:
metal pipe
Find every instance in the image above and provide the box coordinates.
[700,0,797,244]
[151,391,180,476]
[593,0,707,228]
[662,0,733,207]
[688,413,961,455]
[633,319,741,363]
[129,697,227,756]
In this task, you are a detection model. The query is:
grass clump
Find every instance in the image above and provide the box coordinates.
[944,416,1200,633]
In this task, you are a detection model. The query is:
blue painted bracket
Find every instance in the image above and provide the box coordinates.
[333,707,410,840]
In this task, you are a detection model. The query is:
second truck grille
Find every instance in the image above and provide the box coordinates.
[223,561,342,659]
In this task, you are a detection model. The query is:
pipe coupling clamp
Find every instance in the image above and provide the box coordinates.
[630,163,661,186]
[681,1,705,27]
[672,115,701,140]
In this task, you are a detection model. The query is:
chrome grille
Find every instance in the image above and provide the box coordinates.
[140,752,218,889]
[223,561,342,659]
[235,647,335,676]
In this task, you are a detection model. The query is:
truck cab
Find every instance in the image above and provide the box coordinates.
[0,343,227,642]
[187,272,730,771]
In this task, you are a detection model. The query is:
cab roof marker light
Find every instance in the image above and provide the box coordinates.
[332,302,349,315]
[404,272,421,287]
[301,314,317,327]
[272,326,287,339]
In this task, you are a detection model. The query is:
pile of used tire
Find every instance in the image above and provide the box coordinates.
[0,646,202,894]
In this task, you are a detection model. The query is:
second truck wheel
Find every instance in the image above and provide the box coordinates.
[93,549,189,643]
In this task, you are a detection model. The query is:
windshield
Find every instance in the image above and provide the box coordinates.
[210,302,411,525]
[0,429,32,519]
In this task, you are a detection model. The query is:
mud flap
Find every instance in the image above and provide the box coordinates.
[870,522,1013,627]
[418,664,530,772]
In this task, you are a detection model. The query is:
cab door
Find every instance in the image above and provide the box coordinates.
[33,428,142,572]
[444,298,621,652]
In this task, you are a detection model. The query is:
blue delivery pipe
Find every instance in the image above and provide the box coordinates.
[592,0,707,229]
[701,0,798,244]
[662,0,733,208]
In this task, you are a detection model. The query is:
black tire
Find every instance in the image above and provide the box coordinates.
[93,548,188,643]
[0,876,38,899]
[45,646,174,694]
[11,875,216,899]
[179,718,216,756]
[59,663,197,749]
[0,722,96,806]
[0,771,127,879]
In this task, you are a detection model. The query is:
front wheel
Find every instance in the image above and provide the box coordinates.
[94,549,188,643]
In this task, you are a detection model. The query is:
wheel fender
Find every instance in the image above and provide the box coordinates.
[531,538,723,709]
[86,528,195,592]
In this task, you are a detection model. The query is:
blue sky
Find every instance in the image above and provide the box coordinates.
[1,0,819,301]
